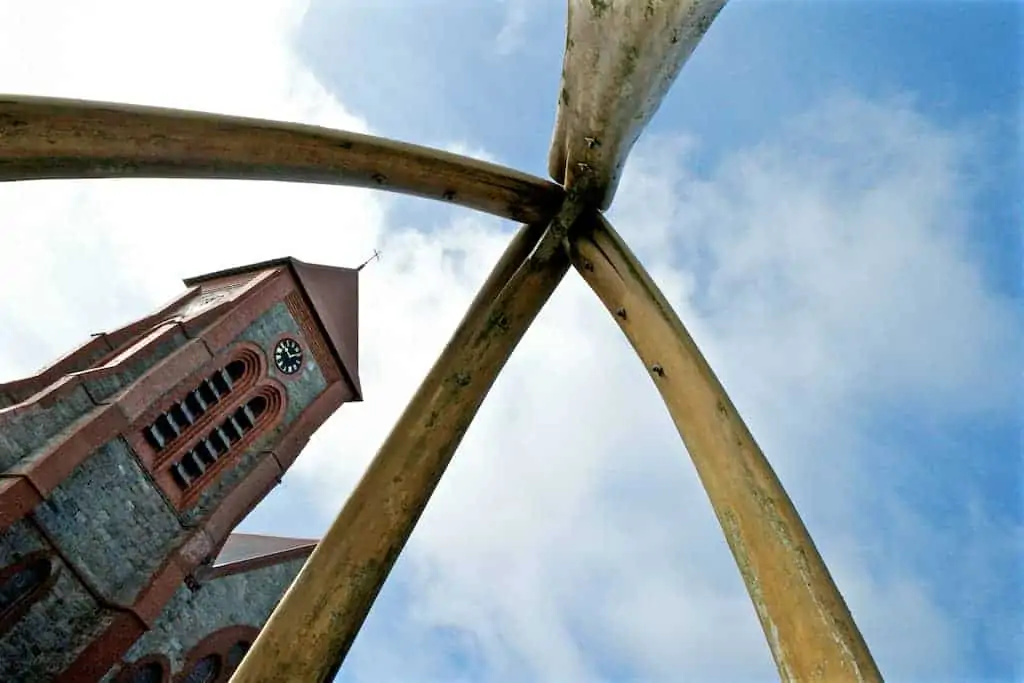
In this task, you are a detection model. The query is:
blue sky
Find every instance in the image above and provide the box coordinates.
[297,2,1021,679]
[0,0,1020,681]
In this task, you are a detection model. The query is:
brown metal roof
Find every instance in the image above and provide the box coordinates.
[197,532,319,580]
[183,257,361,399]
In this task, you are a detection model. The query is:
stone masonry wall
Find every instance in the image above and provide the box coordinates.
[0,519,111,682]
[0,294,332,680]
[109,557,307,678]
[82,329,187,403]
[0,329,186,474]
[32,438,184,605]
[0,383,96,473]
[0,340,111,410]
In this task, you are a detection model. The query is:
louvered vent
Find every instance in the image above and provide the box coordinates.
[142,351,259,454]
[169,387,283,492]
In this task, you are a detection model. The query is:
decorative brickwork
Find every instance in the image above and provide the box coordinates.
[0,256,359,681]
[177,624,258,683]
[113,654,170,683]
[0,550,58,637]
[123,342,288,512]
[141,349,262,466]
[284,291,341,383]
[170,384,285,509]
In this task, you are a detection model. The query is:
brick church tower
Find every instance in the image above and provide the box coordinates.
[0,257,361,682]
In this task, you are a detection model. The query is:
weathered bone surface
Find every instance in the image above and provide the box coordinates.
[569,215,883,683]
[231,208,581,682]
[548,0,728,208]
[0,95,563,224]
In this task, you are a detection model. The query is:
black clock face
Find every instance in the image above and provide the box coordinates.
[273,338,303,375]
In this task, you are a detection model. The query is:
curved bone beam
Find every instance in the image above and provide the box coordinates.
[548,0,728,208]
[231,205,586,681]
[569,215,883,682]
[0,95,564,224]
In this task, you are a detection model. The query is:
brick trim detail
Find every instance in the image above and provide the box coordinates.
[134,345,264,470]
[176,625,260,683]
[284,291,341,383]
[56,611,147,683]
[0,549,60,638]
[0,286,200,405]
[145,378,287,512]
[113,654,172,683]
[0,477,43,531]
[120,340,288,512]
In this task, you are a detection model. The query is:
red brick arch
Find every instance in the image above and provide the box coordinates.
[175,624,259,683]
[0,550,59,637]
[143,343,266,472]
[175,378,287,510]
[114,653,172,683]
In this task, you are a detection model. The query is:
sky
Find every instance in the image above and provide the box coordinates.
[0,0,1020,681]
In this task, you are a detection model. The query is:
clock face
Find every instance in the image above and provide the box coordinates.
[273,338,303,375]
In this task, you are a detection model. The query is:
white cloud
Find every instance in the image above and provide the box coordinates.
[494,0,533,57]
[314,94,1017,680]
[0,2,1017,682]
[441,141,502,165]
[0,0,378,377]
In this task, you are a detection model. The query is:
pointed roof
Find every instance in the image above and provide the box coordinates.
[196,532,319,580]
[213,532,318,567]
[183,257,361,400]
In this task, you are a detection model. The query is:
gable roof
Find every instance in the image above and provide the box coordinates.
[183,257,361,399]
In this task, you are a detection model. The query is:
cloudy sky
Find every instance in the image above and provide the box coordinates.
[0,0,1020,681]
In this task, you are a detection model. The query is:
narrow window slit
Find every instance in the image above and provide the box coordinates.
[199,382,218,405]
[164,412,182,436]
[154,415,173,439]
[216,426,233,447]
[235,408,253,431]
[228,415,243,434]
[206,378,223,401]
[189,452,206,475]
[209,431,228,455]
[172,463,192,488]
[178,401,196,424]
[211,373,230,396]
[196,440,217,464]
[171,404,191,427]
[190,391,208,413]
[226,360,246,383]
[249,396,268,418]
[146,426,166,451]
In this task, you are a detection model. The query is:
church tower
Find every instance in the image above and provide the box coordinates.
[0,257,361,682]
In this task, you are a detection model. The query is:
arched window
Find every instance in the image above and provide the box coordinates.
[0,553,55,635]
[225,640,250,670]
[181,654,220,683]
[179,626,258,683]
[132,344,287,507]
[168,385,284,494]
[114,655,169,683]
[129,661,164,683]
[141,350,261,456]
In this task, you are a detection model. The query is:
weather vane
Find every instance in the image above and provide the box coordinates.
[356,248,381,271]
